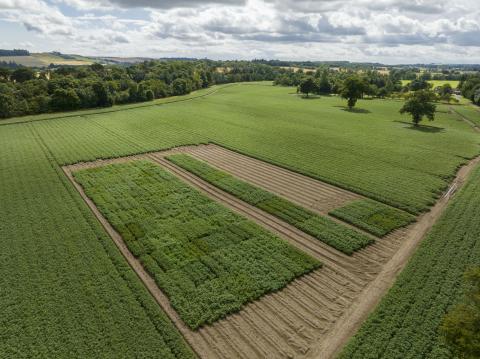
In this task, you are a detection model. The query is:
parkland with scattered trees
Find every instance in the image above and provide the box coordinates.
[2,55,479,119]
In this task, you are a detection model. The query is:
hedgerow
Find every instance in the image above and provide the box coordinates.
[329,199,416,237]
[339,163,480,359]
[167,154,374,254]
[74,160,320,330]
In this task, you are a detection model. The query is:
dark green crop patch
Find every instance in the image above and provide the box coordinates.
[74,160,320,330]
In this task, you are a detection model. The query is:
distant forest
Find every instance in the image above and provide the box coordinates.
[0,49,30,56]
[0,60,281,118]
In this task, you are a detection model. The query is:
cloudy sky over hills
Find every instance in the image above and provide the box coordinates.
[1,0,479,63]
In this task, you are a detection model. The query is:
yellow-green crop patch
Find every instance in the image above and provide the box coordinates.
[401,80,460,88]
[73,160,320,330]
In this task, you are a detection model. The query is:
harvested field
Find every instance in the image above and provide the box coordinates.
[61,143,476,359]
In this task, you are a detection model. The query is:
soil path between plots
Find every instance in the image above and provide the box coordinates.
[314,155,480,359]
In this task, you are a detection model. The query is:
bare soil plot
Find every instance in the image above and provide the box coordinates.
[184,144,362,214]
[63,144,478,359]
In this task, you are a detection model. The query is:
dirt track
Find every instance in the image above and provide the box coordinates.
[64,145,480,359]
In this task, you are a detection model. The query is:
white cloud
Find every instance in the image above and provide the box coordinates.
[0,0,479,63]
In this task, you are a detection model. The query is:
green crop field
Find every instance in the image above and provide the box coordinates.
[167,154,373,254]
[9,84,480,213]
[340,161,480,359]
[450,105,480,127]
[74,160,319,329]
[1,83,479,357]
[329,199,416,237]
[0,126,196,358]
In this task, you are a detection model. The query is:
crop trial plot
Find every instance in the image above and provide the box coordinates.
[61,143,477,359]
[166,153,375,254]
[72,160,320,330]
[3,82,480,359]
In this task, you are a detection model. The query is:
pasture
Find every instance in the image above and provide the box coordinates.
[0,52,94,67]
[1,83,479,358]
[401,79,461,88]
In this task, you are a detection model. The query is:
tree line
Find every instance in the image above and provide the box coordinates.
[0,60,279,119]
[1,58,478,120]
[0,49,30,56]
[282,69,450,126]
[460,74,480,105]
[276,68,403,98]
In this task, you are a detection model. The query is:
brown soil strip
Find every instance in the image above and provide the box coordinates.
[63,144,480,359]
[185,144,361,214]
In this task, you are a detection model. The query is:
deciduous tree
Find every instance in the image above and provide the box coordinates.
[399,89,436,126]
[299,77,317,97]
[340,76,365,109]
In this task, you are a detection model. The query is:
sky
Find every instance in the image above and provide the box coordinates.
[0,0,479,64]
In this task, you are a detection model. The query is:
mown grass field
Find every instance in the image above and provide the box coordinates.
[0,83,479,357]
[450,104,480,127]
